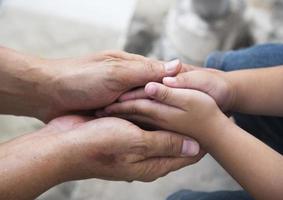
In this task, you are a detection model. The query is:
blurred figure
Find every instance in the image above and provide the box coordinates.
[160,0,247,65]
[248,0,283,43]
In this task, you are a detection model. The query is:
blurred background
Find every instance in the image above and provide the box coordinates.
[0,0,282,199]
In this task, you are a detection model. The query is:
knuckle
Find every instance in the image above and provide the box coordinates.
[130,131,150,157]
[131,100,151,115]
[159,87,170,101]
[143,59,163,81]
[129,104,138,115]
[166,134,179,154]
[144,60,157,75]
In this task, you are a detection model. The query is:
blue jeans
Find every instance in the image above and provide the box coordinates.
[167,190,253,200]
[168,44,283,200]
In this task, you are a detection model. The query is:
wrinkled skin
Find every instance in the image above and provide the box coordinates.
[47,115,204,182]
[0,47,204,200]
[0,115,204,200]
[35,51,182,122]
[104,82,221,143]
[0,48,182,122]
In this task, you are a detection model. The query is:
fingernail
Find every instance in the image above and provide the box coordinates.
[163,77,177,85]
[164,59,180,73]
[181,139,200,157]
[145,84,158,96]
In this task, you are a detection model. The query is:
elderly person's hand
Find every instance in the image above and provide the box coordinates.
[0,115,203,200]
[0,47,182,122]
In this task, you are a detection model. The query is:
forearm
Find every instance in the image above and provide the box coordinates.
[0,130,67,200]
[226,66,283,116]
[0,46,52,119]
[202,115,283,200]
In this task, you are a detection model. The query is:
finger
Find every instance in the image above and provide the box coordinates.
[110,114,160,131]
[119,88,148,102]
[181,63,202,72]
[105,99,180,122]
[163,71,214,94]
[123,59,182,89]
[163,71,231,110]
[181,63,219,73]
[136,156,203,182]
[144,130,200,158]
[144,82,187,108]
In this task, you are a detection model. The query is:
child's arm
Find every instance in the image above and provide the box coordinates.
[225,66,283,116]
[162,66,283,116]
[105,82,283,200]
[208,116,283,200]
[119,66,283,116]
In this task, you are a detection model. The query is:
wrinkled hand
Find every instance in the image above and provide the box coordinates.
[47,115,203,182]
[103,82,225,144]
[119,68,235,112]
[36,51,182,122]
[0,115,203,200]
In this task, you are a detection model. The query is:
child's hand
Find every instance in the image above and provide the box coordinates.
[119,69,235,112]
[104,82,227,144]
[163,70,236,111]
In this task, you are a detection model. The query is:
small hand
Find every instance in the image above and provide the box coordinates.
[119,68,235,112]
[104,82,226,144]
[163,70,235,111]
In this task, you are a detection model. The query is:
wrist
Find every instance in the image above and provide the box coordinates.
[0,128,68,199]
[196,111,231,150]
[0,47,56,121]
[223,71,238,112]
[25,129,69,184]
[33,126,76,183]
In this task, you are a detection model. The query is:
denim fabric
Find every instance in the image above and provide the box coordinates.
[168,44,283,200]
[205,43,283,71]
[167,190,253,200]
